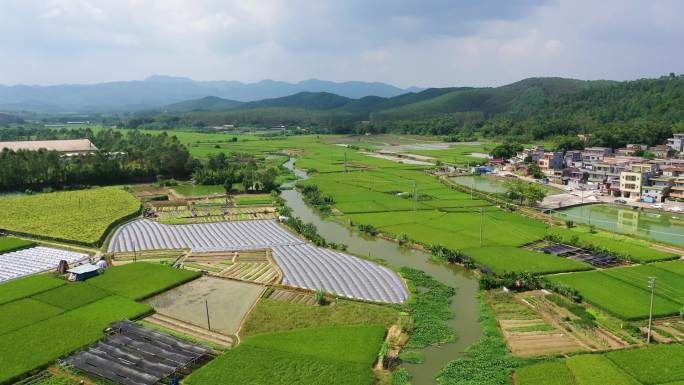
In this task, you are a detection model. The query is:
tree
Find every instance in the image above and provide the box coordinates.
[223,177,233,195]
[505,179,546,206]
[489,143,523,159]
[527,163,544,179]
[555,136,584,152]
[522,183,547,206]
[258,167,279,192]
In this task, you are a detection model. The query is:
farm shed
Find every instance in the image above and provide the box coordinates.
[67,264,100,281]
[0,138,97,154]
[64,320,212,385]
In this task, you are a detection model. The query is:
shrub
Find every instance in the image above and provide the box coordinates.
[399,350,425,364]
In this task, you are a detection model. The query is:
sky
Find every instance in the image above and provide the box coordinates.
[0,0,682,88]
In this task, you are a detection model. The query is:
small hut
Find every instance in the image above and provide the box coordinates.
[67,264,100,281]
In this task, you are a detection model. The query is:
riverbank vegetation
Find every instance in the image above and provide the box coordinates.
[399,267,456,347]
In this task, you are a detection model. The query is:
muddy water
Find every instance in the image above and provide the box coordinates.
[281,159,482,385]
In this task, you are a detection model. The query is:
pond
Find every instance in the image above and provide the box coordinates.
[555,204,684,247]
[451,175,563,195]
[450,175,510,194]
[281,159,482,385]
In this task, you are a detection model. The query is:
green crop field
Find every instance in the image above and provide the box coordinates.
[32,282,110,310]
[0,275,66,305]
[517,344,684,385]
[0,187,140,245]
[184,325,385,385]
[0,237,35,254]
[515,361,575,385]
[242,298,398,335]
[0,298,63,335]
[565,355,640,385]
[87,263,201,300]
[606,344,684,384]
[0,263,193,383]
[463,246,592,275]
[548,227,677,263]
[0,295,151,384]
[602,264,684,305]
[655,259,684,276]
[547,270,682,320]
[234,194,273,206]
[172,184,225,197]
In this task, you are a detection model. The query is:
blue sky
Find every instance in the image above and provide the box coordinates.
[0,0,682,87]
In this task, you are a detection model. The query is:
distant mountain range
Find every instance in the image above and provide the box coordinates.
[160,77,604,118]
[0,75,422,113]
[145,76,683,142]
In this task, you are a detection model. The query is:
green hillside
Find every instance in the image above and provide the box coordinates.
[127,75,684,141]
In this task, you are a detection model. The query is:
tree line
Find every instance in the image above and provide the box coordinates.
[0,129,194,191]
[0,128,284,193]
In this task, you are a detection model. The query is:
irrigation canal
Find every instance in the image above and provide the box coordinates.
[281,159,482,385]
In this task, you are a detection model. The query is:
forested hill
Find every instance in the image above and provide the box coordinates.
[135,75,683,143]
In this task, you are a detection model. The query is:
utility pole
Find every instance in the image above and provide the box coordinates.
[479,208,484,246]
[344,151,348,173]
[205,299,212,331]
[647,276,656,343]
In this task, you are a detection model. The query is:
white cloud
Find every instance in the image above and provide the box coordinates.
[0,0,681,87]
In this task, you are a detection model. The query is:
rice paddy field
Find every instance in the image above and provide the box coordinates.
[172,184,225,197]
[301,165,585,274]
[0,187,140,245]
[548,226,678,263]
[0,237,35,254]
[0,262,201,383]
[87,262,201,300]
[186,320,387,385]
[516,344,684,385]
[546,260,684,320]
[234,194,273,206]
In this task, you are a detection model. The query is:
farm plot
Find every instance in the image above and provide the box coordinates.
[271,244,408,303]
[87,262,200,301]
[0,237,35,254]
[108,219,409,303]
[0,263,201,383]
[0,246,89,283]
[516,344,684,385]
[146,276,264,336]
[487,291,584,357]
[606,344,684,384]
[0,187,140,245]
[234,194,273,206]
[108,219,302,252]
[0,295,152,384]
[602,264,684,305]
[548,226,678,263]
[463,246,592,275]
[546,270,682,320]
[0,274,66,305]
[184,325,385,385]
